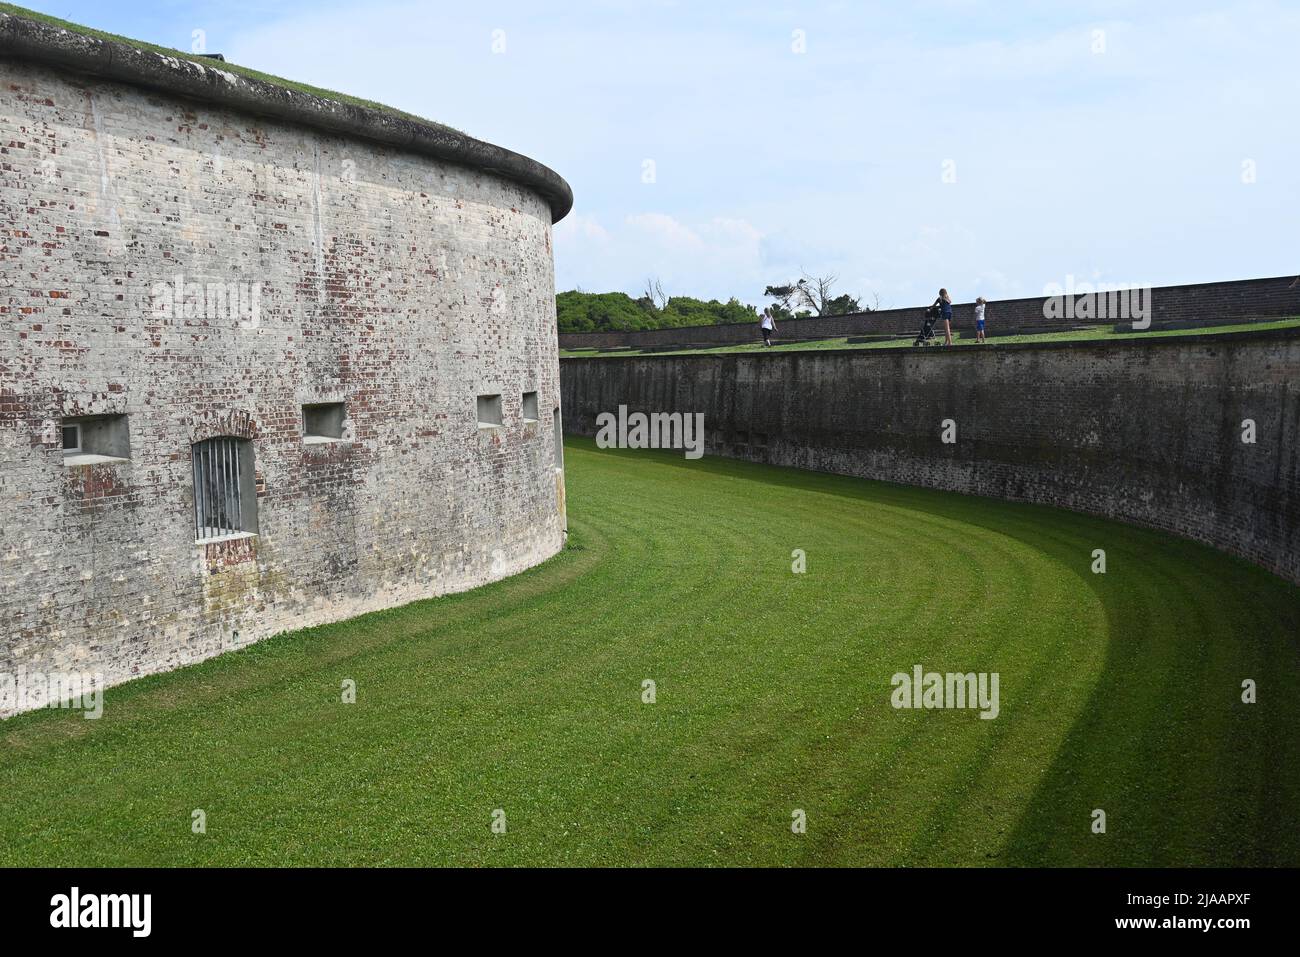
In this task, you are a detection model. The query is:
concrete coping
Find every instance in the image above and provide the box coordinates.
[0,10,574,222]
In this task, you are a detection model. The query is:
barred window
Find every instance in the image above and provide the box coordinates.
[192,437,257,541]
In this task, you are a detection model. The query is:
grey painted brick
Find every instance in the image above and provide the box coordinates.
[0,60,566,715]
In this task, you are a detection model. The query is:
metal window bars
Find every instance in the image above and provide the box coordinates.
[192,437,248,541]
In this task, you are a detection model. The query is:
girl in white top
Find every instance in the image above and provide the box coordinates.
[760,309,776,347]
[974,297,987,343]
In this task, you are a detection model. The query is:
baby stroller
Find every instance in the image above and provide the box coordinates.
[913,305,939,346]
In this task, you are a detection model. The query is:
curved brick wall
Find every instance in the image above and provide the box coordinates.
[561,328,1300,586]
[0,52,568,711]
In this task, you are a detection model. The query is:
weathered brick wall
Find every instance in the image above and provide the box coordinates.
[0,59,566,713]
[561,328,1300,586]
[559,276,1300,351]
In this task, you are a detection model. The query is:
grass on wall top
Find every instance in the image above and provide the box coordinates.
[0,2,462,132]
[560,317,1300,358]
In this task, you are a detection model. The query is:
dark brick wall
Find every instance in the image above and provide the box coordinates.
[560,328,1300,586]
[559,275,1300,351]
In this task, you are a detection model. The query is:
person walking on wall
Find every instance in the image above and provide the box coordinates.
[933,288,954,346]
[760,308,777,347]
[974,296,988,344]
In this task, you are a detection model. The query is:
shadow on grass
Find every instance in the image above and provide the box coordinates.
[570,438,1300,865]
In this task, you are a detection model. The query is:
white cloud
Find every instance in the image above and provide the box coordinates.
[556,212,767,303]
[554,213,610,244]
[217,0,1300,306]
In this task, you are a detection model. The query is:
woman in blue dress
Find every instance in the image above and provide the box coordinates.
[933,288,954,346]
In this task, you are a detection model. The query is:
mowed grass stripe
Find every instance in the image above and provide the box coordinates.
[562,450,1045,865]
[0,438,1296,866]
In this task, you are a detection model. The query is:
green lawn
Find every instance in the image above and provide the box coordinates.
[560,317,1300,358]
[2,439,1297,866]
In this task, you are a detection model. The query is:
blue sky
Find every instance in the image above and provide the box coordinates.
[21,0,1299,309]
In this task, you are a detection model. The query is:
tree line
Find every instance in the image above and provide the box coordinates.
[556,274,874,334]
